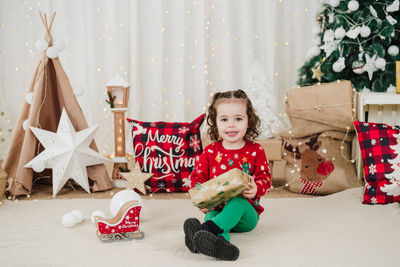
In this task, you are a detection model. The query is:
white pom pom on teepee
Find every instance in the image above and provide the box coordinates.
[46,46,59,59]
[25,92,33,104]
[53,40,65,52]
[35,38,48,51]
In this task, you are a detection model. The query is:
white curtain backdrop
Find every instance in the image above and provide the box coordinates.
[0,0,322,158]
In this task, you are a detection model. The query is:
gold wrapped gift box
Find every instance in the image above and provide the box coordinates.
[188,168,250,209]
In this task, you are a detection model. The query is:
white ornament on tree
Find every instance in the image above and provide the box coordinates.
[309,46,321,57]
[243,62,287,138]
[374,57,386,70]
[387,85,396,93]
[346,26,361,39]
[386,0,399,12]
[348,0,359,12]
[386,15,398,25]
[332,57,345,72]
[364,54,378,80]
[329,0,341,8]
[369,5,378,18]
[320,29,337,57]
[24,108,109,196]
[388,45,399,56]
[360,25,371,38]
[334,27,346,39]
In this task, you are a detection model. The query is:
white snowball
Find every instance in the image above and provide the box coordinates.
[91,210,106,224]
[35,39,48,51]
[62,213,77,228]
[53,40,65,52]
[330,0,341,8]
[71,209,84,223]
[32,159,45,173]
[314,37,321,45]
[22,120,29,131]
[73,86,84,97]
[110,189,143,217]
[388,45,399,56]
[25,92,33,105]
[334,27,346,39]
[46,46,59,59]
[360,26,371,38]
[348,0,359,11]
[374,57,386,70]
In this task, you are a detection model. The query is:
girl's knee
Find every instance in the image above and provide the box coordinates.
[226,196,247,206]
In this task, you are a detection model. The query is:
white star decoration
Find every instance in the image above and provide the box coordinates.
[24,109,109,196]
[364,54,378,80]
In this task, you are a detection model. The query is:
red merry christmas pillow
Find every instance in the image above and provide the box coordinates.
[354,121,400,204]
[127,114,205,193]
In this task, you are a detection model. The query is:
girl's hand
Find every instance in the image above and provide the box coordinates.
[198,208,209,214]
[242,175,257,199]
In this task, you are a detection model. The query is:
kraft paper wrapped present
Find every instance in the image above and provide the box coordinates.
[188,168,250,209]
[282,80,354,138]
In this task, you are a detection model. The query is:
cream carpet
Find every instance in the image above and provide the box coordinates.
[0,187,399,267]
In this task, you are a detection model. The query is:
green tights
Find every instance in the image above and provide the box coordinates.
[204,196,259,242]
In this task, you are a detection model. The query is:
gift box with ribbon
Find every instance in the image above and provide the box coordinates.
[188,168,250,209]
[282,80,354,138]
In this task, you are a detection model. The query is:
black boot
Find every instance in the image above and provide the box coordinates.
[183,218,202,253]
[193,220,240,261]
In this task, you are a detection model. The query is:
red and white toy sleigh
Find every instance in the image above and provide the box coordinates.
[94,200,144,242]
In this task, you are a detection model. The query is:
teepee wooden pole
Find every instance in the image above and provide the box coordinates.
[48,12,56,32]
[39,11,46,28]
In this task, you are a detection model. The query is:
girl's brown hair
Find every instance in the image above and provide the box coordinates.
[207,89,261,142]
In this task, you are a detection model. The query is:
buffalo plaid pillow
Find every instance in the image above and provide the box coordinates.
[354,121,400,204]
[127,114,205,193]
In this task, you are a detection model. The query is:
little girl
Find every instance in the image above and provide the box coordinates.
[184,89,271,261]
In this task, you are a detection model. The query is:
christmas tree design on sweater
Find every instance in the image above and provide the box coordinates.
[381,132,400,196]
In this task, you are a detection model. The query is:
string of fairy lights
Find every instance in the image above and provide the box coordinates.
[0,0,320,162]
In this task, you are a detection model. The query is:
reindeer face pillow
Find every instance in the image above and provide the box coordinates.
[127,114,205,193]
[354,121,400,204]
[282,132,360,195]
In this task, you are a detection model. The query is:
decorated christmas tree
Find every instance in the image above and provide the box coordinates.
[298,0,400,92]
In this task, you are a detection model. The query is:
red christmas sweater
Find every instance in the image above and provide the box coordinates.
[190,140,271,215]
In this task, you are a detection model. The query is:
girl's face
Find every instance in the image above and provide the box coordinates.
[216,99,248,149]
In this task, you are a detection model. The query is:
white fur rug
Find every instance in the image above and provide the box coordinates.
[0,188,399,267]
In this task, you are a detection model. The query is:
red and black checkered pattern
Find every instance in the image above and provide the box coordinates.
[354,121,400,204]
[127,114,205,193]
